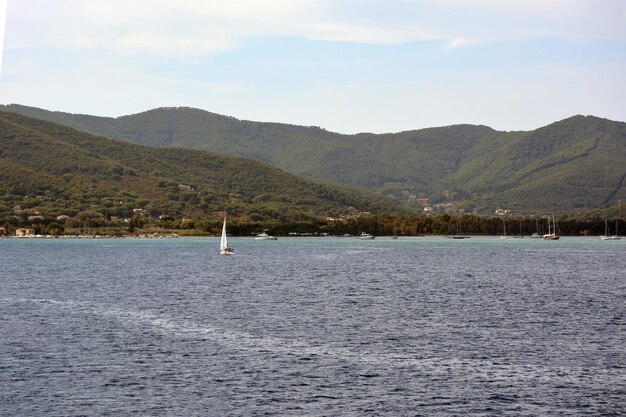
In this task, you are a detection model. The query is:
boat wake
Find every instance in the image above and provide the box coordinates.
[2,297,622,387]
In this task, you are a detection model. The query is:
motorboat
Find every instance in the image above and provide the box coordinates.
[255,232,277,240]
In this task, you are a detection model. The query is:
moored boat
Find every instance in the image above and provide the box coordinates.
[543,214,560,240]
[600,220,621,240]
[255,232,277,240]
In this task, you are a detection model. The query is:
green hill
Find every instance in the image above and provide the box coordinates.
[0,111,403,223]
[2,104,625,213]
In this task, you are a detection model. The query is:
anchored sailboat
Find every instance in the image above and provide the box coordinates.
[220,215,234,255]
[543,214,560,240]
[600,220,621,240]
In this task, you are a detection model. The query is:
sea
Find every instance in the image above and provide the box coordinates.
[1,236,624,416]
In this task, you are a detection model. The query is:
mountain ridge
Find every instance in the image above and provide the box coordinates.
[1,103,624,213]
[4,103,611,134]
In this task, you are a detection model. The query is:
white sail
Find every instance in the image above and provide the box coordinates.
[220,218,228,251]
[220,215,233,254]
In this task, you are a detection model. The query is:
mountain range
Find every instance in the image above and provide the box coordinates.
[2,103,625,213]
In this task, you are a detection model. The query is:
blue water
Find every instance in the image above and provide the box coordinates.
[1,237,625,416]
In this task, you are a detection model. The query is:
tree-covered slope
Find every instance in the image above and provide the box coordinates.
[2,104,625,212]
[443,116,626,211]
[0,111,403,221]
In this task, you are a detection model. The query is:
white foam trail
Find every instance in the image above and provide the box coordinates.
[1,297,404,367]
[2,297,623,385]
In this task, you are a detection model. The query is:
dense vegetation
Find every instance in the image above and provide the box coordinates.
[3,209,622,238]
[2,104,625,213]
[0,111,406,229]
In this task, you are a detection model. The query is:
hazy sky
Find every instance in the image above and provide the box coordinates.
[1,0,625,133]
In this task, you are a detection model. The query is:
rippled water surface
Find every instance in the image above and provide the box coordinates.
[1,237,625,416]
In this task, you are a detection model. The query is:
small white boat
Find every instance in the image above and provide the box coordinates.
[220,215,234,255]
[359,232,375,240]
[255,232,277,240]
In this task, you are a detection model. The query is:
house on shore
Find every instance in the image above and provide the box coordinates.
[15,228,36,237]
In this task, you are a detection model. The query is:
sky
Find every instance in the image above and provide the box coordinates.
[1,0,625,134]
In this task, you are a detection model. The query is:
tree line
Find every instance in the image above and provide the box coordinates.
[3,212,622,237]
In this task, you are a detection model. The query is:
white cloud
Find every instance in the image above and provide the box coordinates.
[430,0,570,11]
[5,0,625,58]
[445,37,467,50]
[0,0,7,78]
[300,22,441,44]
[2,0,625,132]
[5,0,322,55]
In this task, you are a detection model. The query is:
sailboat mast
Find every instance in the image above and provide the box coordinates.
[547,216,550,235]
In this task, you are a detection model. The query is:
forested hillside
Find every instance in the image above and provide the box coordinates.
[2,104,625,213]
[0,111,403,223]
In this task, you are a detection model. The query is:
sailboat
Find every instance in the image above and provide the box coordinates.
[600,220,621,240]
[543,215,560,240]
[220,215,234,255]
[451,219,470,239]
[530,218,542,238]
